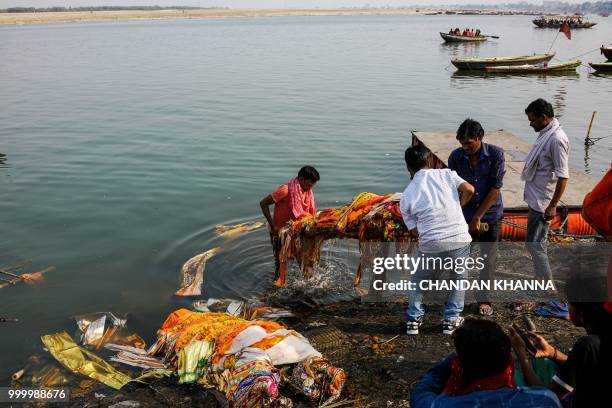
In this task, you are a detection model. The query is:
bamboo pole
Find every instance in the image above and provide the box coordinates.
[585,111,597,145]
[0,268,24,280]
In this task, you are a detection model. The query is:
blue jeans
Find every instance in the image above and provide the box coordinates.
[526,208,552,280]
[406,243,470,322]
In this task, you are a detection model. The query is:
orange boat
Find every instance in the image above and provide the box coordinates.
[501,208,597,241]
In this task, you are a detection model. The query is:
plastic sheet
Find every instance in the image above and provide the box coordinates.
[41,332,132,390]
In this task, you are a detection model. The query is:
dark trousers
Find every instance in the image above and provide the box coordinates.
[270,233,281,280]
[470,220,501,304]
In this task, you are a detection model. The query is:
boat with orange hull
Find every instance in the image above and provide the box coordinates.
[501,209,597,241]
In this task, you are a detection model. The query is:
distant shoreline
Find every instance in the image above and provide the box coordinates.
[0,8,534,26]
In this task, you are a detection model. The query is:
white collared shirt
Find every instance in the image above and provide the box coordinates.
[400,169,472,253]
[524,121,570,212]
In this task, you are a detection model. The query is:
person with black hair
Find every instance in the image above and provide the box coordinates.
[411,318,561,407]
[448,119,506,316]
[400,145,475,335]
[508,274,608,404]
[521,99,570,282]
[260,166,320,282]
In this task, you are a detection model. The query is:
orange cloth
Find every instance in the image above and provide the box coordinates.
[213,321,284,363]
[158,309,244,351]
[582,168,612,240]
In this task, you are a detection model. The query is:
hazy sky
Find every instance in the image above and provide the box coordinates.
[1,1,581,9]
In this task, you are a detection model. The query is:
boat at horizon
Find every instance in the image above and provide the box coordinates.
[533,15,597,28]
[451,53,555,70]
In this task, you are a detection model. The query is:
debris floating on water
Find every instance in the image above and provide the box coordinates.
[215,221,265,238]
[175,247,222,297]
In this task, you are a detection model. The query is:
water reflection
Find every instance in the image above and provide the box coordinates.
[439,41,492,62]
[552,85,568,118]
[0,152,8,168]
[584,143,591,174]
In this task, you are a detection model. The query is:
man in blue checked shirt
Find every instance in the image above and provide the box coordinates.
[448,119,505,316]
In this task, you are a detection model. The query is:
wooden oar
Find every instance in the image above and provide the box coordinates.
[484,35,500,39]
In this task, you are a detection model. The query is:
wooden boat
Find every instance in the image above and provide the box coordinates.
[485,60,581,74]
[589,62,612,72]
[440,32,487,42]
[601,46,612,61]
[533,15,597,28]
[452,53,555,70]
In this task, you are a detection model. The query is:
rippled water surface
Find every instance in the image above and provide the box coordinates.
[1,14,611,379]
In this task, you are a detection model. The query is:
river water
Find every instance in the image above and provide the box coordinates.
[0,14,610,380]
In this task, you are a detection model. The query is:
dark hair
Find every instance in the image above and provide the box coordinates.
[453,318,511,386]
[404,145,430,173]
[565,274,609,335]
[297,166,320,182]
[456,118,484,141]
[525,98,554,118]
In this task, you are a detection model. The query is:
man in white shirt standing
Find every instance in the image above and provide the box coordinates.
[400,145,475,335]
[522,99,569,281]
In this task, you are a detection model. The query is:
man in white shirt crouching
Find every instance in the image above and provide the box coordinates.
[400,145,475,335]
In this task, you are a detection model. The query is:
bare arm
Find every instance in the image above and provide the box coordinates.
[508,326,570,397]
[260,195,277,234]
[458,182,475,207]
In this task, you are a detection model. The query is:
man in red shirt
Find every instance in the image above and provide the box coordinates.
[260,166,320,279]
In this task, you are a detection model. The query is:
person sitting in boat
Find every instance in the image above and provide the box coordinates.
[449,28,454,34]
[411,318,561,408]
[475,29,481,37]
[462,29,468,36]
[454,28,461,35]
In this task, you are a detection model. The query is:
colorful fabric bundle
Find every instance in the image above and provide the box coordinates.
[290,356,346,404]
[276,192,413,287]
[116,309,345,407]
